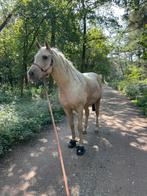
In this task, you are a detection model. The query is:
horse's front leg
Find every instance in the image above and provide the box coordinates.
[76,106,86,155]
[64,108,77,148]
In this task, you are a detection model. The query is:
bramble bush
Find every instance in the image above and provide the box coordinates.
[0,88,64,156]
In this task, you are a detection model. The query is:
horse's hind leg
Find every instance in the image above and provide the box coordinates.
[95,98,101,133]
[64,108,77,148]
[83,106,89,134]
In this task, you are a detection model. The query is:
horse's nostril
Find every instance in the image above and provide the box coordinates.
[29,70,34,76]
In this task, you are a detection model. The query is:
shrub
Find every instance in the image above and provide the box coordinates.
[109,79,120,89]
[109,66,147,116]
[0,90,64,156]
[123,82,140,99]
[136,86,147,115]
[118,80,127,92]
[0,89,14,103]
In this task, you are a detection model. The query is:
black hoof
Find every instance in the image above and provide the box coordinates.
[76,146,86,156]
[68,140,77,148]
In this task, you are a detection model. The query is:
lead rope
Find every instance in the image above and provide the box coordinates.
[43,81,70,196]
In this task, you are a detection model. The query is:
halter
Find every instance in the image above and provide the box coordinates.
[32,58,53,73]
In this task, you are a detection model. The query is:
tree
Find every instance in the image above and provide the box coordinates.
[75,0,111,72]
[115,0,147,66]
[85,27,111,79]
[0,0,112,94]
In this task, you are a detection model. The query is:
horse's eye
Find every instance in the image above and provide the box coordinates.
[42,55,48,60]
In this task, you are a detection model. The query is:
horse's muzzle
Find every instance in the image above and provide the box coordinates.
[27,70,37,82]
[28,70,34,77]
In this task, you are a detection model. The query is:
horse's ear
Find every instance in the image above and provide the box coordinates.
[45,41,51,51]
[36,40,41,49]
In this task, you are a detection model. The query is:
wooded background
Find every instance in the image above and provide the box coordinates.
[0,0,146,93]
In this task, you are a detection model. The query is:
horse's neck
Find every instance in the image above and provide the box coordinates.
[52,61,72,89]
[51,66,69,89]
[51,62,83,91]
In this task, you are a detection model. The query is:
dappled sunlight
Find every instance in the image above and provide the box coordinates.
[71,184,80,196]
[7,164,16,177]
[30,146,47,157]
[40,146,47,152]
[101,111,146,132]
[130,141,147,151]
[0,160,62,195]
[19,181,30,191]
[100,138,113,148]
[0,128,63,195]
[83,139,88,145]
[20,166,37,181]
[8,163,16,173]
[38,138,48,143]
[1,185,20,196]
[92,145,99,152]
[1,86,147,196]
[130,136,147,152]
[1,167,38,195]
[100,89,147,153]
[101,112,147,152]
[17,167,38,193]
[41,185,57,196]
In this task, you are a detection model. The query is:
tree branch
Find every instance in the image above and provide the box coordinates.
[0,8,16,32]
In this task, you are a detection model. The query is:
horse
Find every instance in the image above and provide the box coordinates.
[28,42,102,156]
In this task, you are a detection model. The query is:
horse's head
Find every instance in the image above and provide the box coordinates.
[28,42,53,81]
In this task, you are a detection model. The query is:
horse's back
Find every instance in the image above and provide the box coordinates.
[82,72,102,105]
[83,72,102,87]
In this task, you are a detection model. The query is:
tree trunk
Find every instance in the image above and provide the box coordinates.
[49,13,57,89]
[20,74,24,97]
[81,0,87,73]
[24,63,28,86]
[8,68,13,88]
[51,14,56,47]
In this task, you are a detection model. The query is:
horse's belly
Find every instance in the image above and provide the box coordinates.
[86,90,100,105]
[59,88,87,110]
[85,78,101,105]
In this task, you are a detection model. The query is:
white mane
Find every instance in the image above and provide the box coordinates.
[51,48,83,82]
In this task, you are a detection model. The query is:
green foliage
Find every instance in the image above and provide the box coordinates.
[118,81,140,99]
[0,88,14,104]
[0,90,64,156]
[0,0,112,93]
[124,65,146,81]
[108,79,120,90]
[85,28,111,77]
[110,65,147,116]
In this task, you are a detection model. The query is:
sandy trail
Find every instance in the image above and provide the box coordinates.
[0,86,147,196]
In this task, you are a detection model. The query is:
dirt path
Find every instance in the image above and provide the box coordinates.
[0,86,147,196]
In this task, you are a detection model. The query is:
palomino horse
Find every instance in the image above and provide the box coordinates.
[28,43,102,155]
